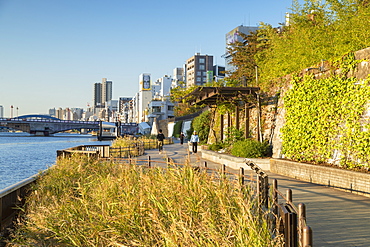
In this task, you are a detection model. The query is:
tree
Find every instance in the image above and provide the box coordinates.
[226,31,262,87]
[255,0,370,89]
[191,111,212,144]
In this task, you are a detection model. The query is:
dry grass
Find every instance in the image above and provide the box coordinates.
[7,155,281,246]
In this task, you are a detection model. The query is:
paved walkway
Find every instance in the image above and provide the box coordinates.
[139,142,370,247]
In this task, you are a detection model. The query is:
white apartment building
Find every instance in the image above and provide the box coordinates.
[128,73,175,125]
[136,73,152,123]
[172,67,185,88]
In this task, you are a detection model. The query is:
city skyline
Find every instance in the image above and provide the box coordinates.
[0,0,298,117]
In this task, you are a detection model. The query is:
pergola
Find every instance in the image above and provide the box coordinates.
[183,86,260,140]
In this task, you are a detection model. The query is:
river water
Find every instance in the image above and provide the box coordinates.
[0,132,111,190]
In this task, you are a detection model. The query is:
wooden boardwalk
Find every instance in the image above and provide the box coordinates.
[143,142,370,247]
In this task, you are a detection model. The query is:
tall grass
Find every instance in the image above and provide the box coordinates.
[8,155,281,246]
[112,137,173,152]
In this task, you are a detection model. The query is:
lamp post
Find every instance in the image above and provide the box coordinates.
[10,105,13,118]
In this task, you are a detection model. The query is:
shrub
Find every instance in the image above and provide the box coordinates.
[191,110,212,144]
[208,142,225,151]
[173,120,183,138]
[231,139,269,158]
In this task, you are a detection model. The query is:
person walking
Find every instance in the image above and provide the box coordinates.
[180,132,185,145]
[157,129,165,153]
[190,131,199,153]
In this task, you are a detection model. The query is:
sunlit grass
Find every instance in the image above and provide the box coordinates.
[8,155,281,246]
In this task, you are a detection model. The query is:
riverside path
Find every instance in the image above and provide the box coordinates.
[142,141,370,247]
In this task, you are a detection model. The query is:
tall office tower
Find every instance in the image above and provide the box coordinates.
[186,53,213,87]
[102,78,113,105]
[224,25,259,74]
[93,82,102,108]
[0,105,3,118]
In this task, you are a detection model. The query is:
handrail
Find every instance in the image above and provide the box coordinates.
[2,142,309,246]
[244,159,313,247]
[0,174,39,236]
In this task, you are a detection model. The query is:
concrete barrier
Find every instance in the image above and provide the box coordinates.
[201,149,270,171]
[270,158,370,197]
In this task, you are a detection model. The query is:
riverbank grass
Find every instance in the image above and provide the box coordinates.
[8,155,280,246]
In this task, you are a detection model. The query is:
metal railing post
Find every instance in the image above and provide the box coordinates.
[262,174,269,208]
[167,157,171,168]
[256,173,260,201]
[221,164,226,177]
[287,189,293,203]
[272,179,278,233]
[298,203,306,245]
[239,167,244,185]
[148,156,151,168]
[302,226,313,247]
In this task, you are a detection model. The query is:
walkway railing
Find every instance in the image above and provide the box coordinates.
[2,141,310,246]
[0,175,38,237]
[244,160,313,247]
[56,138,174,159]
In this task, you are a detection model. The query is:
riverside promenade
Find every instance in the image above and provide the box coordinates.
[142,141,370,247]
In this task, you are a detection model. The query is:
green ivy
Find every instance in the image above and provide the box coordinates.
[282,70,370,168]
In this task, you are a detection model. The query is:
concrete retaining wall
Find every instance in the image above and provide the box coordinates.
[201,149,270,171]
[201,149,370,197]
[270,159,370,197]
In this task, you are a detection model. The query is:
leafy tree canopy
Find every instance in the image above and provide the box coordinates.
[227,0,370,90]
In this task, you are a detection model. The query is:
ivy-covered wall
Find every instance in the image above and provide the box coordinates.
[270,47,370,169]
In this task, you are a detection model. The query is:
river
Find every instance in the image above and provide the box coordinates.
[0,132,111,190]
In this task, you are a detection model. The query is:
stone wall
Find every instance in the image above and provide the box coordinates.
[269,47,370,159]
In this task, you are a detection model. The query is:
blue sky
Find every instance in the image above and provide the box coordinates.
[0,0,295,117]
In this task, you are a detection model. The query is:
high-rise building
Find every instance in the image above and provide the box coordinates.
[93,78,112,109]
[102,78,113,104]
[93,82,102,108]
[186,53,213,87]
[0,105,3,118]
[224,25,259,74]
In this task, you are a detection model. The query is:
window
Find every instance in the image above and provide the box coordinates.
[199,58,205,63]
[199,65,205,70]
[168,105,174,111]
[152,106,161,113]
[197,71,201,76]
[196,77,201,82]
